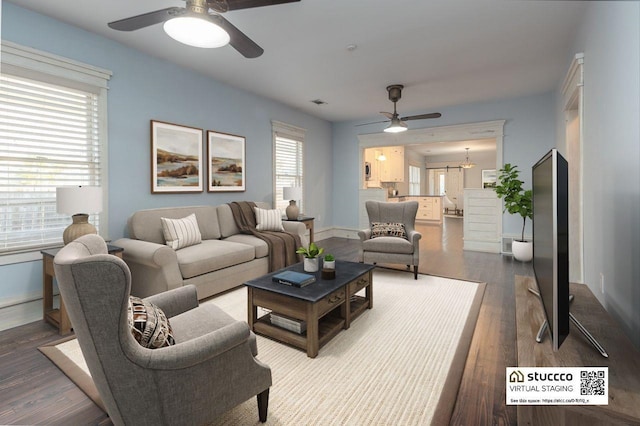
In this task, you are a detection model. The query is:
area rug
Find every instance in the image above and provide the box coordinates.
[39,268,485,425]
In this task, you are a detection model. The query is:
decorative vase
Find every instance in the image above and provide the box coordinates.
[304,257,319,272]
[512,240,533,262]
[286,200,299,220]
[63,214,97,245]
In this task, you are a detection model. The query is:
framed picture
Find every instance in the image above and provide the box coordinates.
[151,120,203,193]
[207,130,246,192]
[482,169,497,189]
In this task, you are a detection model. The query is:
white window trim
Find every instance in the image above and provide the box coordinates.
[0,41,112,265]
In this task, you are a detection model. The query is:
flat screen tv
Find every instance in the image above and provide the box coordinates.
[532,148,569,351]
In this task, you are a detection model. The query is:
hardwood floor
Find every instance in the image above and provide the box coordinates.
[0,217,532,425]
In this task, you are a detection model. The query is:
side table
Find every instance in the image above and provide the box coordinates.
[284,216,315,243]
[41,244,123,335]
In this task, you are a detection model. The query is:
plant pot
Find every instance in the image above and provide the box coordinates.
[323,260,335,270]
[512,240,533,262]
[304,257,319,272]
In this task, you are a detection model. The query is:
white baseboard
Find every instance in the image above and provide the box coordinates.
[0,291,44,310]
[314,227,361,241]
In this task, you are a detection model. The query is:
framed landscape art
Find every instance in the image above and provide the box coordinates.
[151,120,203,193]
[207,130,246,192]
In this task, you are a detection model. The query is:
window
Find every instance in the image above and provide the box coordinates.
[272,121,305,213]
[0,42,111,256]
[409,165,421,195]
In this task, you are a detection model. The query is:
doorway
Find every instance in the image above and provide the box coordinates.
[358,120,505,253]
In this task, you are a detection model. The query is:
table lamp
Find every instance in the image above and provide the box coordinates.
[283,186,302,220]
[56,186,103,244]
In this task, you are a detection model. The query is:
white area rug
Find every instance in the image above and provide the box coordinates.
[40,268,485,425]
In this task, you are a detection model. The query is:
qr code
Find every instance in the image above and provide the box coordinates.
[580,370,606,395]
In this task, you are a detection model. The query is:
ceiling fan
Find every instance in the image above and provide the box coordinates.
[107,0,300,58]
[358,85,441,133]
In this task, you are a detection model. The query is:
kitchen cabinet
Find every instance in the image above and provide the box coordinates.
[380,146,405,182]
[416,196,441,223]
[402,196,442,223]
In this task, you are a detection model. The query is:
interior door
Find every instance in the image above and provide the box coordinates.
[445,168,464,208]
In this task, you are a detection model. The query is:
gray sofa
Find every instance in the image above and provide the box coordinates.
[114,202,308,300]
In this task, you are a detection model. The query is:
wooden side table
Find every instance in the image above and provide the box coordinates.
[284,216,314,243]
[41,244,123,335]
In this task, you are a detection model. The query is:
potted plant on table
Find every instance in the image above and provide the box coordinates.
[323,254,336,270]
[494,163,533,262]
[296,242,324,272]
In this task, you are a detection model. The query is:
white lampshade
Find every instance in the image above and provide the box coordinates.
[283,186,302,201]
[56,186,103,215]
[163,17,230,48]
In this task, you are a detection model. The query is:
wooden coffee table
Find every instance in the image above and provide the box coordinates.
[245,261,374,358]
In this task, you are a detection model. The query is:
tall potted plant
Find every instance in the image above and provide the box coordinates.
[494,163,533,261]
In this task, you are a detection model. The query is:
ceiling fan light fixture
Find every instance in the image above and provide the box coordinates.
[163,16,230,48]
[384,118,408,133]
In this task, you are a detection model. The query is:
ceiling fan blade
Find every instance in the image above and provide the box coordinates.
[401,112,442,121]
[108,7,185,31]
[208,14,263,58]
[355,119,391,127]
[212,0,301,12]
[380,112,394,120]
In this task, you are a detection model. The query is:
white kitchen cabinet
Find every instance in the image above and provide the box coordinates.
[380,146,405,182]
[416,196,442,223]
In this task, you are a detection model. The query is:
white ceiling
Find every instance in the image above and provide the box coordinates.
[10,0,587,124]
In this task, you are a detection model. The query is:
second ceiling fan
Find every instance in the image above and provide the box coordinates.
[108,0,300,58]
[359,85,441,133]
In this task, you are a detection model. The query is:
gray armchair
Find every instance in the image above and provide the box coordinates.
[358,201,422,279]
[53,234,272,426]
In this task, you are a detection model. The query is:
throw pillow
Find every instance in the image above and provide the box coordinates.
[370,222,408,239]
[128,296,176,349]
[255,207,285,232]
[161,213,202,250]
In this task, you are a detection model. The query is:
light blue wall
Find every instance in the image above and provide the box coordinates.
[560,2,640,348]
[331,92,557,236]
[0,3,332,306]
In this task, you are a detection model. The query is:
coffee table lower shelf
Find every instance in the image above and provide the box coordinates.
[254,312,345,352]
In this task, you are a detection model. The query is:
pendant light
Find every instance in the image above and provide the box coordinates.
[460,148,476,169]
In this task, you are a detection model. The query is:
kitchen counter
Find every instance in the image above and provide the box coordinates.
[387,195,442,199]
[387,195,443,223]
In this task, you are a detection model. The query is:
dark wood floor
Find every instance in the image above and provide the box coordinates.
[0,217,532,425]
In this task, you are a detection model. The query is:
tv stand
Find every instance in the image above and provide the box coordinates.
[515,275,640,425]
[527,287,608,357]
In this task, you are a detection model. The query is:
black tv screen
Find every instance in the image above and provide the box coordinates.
[532,149,570,351]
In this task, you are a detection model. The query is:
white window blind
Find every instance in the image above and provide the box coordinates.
[0,43,110,256]
[409,165,421,195]
[272,121,305,213]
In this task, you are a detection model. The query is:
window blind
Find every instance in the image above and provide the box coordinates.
[0,74,103,254]
[274,135,304,212]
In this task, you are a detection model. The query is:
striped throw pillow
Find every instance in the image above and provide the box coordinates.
[255,207,284,232]
[161,213,202,250]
